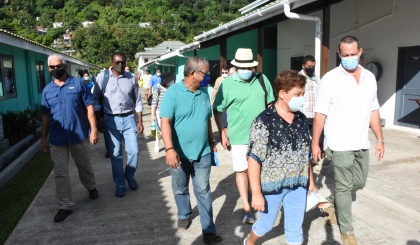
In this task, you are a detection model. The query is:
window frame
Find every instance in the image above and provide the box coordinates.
[0,54,17,100]
[36,60,46,93]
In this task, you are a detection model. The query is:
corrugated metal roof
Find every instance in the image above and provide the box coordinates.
[0,29,101,69]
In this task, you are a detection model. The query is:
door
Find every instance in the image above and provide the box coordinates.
[395,46,420,127]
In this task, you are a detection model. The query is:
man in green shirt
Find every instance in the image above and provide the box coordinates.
[213,48,275,224]
[160,57,222,244]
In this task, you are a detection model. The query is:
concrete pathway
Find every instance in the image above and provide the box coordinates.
[5,97,420,245]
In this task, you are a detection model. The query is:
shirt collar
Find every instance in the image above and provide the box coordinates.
[337,64,368,81]
[180,81,202,94]
[51,74,73,87]
[266,103,303,121]
[109,67,125,78]
[232,72,257,84]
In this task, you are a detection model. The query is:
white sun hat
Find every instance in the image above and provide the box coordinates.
[230,48,259,68]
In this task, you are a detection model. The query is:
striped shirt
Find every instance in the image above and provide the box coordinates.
[151,84,167,112]
[299,70,320,119]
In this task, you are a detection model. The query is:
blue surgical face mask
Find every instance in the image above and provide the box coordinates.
[286,93,304,112]
[237,69,253,80]
[199,75,210,87]
[341,56,359,70]
[156,72,161,76]
[84,77,90,81]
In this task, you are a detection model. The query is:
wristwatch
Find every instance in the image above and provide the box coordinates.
[377,140,385,144]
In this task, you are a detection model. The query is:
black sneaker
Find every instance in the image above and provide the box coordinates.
[88,188,99,199]
[177,219,191,230]
[203,233,222,243]
[54,209,72,222]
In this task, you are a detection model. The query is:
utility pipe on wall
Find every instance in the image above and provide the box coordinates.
[284,1,321,77]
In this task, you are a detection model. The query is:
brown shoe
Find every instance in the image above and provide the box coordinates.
[321,207,337,225]
[341,231,358,245]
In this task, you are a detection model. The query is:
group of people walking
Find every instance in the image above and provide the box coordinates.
[40,35,384,245]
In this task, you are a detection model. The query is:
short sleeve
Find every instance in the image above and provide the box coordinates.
[80,79,94,107]
[247,116,269,164]
[40,88,50,114]
[314,74,331,115]
[213,82,227,112]
[263,74,275,104]
[159,87,176,120]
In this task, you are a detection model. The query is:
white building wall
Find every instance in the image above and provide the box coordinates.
[329,0,420,127]
[277,10,323,72]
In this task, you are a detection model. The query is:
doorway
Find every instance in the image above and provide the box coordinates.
[395,45,420,127]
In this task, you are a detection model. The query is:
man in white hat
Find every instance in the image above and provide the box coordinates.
[213,48,275,224]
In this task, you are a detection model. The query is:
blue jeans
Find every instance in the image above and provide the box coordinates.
[169,153,216,234]
[103,114,139,187]
[252,186,307,245]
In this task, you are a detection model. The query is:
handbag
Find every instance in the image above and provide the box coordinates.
[138,79,143,88]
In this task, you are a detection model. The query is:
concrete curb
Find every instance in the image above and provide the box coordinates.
[0,138,41,189]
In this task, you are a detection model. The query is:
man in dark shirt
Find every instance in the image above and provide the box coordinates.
[41,54,99,223]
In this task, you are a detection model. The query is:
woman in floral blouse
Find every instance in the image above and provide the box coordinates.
[244,70,317,245]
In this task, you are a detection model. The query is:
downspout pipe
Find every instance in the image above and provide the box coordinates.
[284,1,322,77]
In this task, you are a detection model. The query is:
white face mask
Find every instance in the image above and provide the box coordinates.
[156,73,161,77]
[222,73,228,78]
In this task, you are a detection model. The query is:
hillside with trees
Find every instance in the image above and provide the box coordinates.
[0,0,250,67]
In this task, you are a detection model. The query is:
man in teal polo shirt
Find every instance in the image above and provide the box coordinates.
[213,48,275,224]
[159,57,222,244]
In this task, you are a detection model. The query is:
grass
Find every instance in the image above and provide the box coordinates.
[0,150,53,244]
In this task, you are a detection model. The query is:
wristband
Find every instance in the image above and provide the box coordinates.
[165,147,174,152]
[377,140,385,144]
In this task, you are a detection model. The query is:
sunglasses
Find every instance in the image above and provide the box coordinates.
[48,64,66,69]
[196,70,210,76]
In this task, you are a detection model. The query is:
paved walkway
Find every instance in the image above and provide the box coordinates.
[5,97,420,245]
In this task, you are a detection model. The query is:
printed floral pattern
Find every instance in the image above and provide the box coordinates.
[247,105,311,194]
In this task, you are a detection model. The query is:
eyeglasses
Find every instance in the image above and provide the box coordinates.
[48,64,66,69]
[196,70,210,76]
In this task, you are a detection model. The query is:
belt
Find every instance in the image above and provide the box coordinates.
[105,110,135,117]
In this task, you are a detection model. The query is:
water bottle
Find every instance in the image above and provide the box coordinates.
[151,121,156,138]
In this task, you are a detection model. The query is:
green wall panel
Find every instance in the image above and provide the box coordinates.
[227,29,258,61]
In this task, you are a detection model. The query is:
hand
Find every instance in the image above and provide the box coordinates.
[308,180,318,195]
[375,142,385,161]
[90,129,98,145]
[41,138,48,152]
[151,115,156,123]
[311,143,321,164]
[210,142,217,152]
[221,130,231,151]
[97,118,104,133]
[137,121,144,134]
[252,193,265,212]
[166,149,181,169]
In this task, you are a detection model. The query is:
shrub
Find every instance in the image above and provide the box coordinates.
[2,109,41,146]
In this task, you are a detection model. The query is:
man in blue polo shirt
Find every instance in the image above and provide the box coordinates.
[160,57,222,244]
[148,68,161,97]
[41,54,99,223]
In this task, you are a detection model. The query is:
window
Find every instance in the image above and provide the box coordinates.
[36,61,46,93]
[0,55,16,99]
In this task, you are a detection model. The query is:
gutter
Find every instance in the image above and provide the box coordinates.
[194,0,317,41]
[284,1,322,77]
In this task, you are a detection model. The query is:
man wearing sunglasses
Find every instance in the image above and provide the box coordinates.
[41,54,99,223]
[93,52,144,198]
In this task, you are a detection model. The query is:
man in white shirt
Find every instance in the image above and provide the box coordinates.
[311,36,385,245]
[142,69,152,99]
